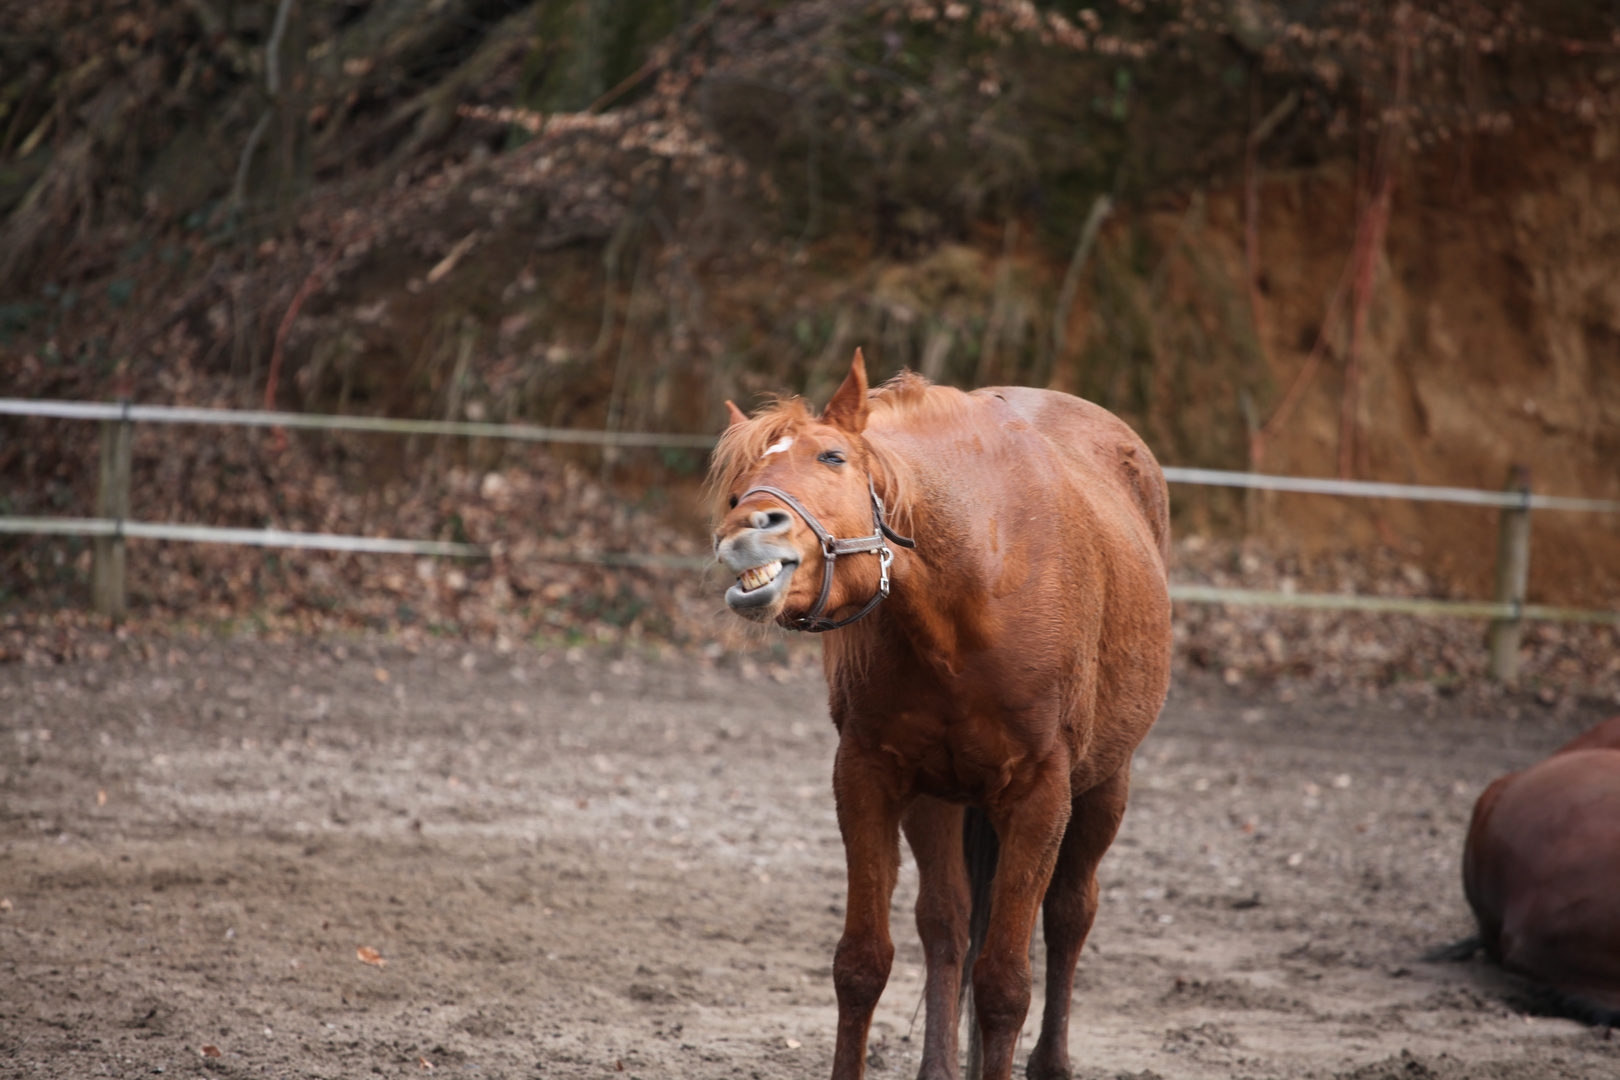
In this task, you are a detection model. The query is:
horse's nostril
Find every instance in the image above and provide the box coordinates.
[751,509,791,532]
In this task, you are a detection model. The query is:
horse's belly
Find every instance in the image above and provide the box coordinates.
[896,715,1068,805]
[1500,890,1620,1011]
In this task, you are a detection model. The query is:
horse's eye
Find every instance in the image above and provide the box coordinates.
[728,494,739,508]
[818,450,846,467]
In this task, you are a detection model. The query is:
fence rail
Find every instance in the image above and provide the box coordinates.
[4,398,1618,676]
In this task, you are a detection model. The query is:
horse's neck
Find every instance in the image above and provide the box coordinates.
[863,441,984,669]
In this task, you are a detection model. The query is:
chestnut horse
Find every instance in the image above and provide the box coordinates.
[1463,714,1620,1024]
[709,351,1172,1080]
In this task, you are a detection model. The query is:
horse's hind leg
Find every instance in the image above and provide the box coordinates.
[972,755,1073,1080]
[1025,766,1130,1080]
[902,797,970,1080]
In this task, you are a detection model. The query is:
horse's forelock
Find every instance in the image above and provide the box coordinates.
[704,397,812,520]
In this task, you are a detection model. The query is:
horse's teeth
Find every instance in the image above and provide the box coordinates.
[740,560,782,592]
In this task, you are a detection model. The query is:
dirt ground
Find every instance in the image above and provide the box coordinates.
[3,634,1618,1080]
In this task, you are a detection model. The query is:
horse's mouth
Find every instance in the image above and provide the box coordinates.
[725,559,798,619]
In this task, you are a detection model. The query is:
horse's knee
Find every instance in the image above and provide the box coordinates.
[971,951,1033,1032]
[833,934,894,1012]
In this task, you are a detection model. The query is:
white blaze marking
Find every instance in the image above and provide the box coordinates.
[762,436,794,457]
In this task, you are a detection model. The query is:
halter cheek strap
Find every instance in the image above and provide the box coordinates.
[737,477,916,633]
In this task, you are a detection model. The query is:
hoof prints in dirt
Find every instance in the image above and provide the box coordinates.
[3,640,1620,1079]
[1328,1046,1618,1080]
[1162,976,1308,1013]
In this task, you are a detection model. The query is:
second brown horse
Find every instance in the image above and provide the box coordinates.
[709,352,1173,1079]
[1463,714,1620,1023]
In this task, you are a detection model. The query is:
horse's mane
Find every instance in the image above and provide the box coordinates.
[868,369,934,420]
[705,372,953,534]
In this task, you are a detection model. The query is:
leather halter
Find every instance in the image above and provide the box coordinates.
[737,477,916,633]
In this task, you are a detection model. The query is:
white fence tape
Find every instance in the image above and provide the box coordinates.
[0,516,481,558]
[0,516,712,568]
[0,399,718,449]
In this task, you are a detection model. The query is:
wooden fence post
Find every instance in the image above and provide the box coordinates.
[91,408,133,618]
[1488,465,1531,682]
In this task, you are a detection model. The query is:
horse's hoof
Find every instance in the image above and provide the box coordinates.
[1024,1067,1072,1080]
[1024,1053,1072,1080]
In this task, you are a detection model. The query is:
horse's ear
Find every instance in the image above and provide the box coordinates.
[822,348,870,434]
[725,400,748,428]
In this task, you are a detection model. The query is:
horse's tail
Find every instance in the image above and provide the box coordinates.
[961,806,1000,1080]
[1509,978,1620,1029]
[1424,935,1619,1029]
[1421,934,1483,963]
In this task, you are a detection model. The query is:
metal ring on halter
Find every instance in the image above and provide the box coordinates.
[735,477,915,633]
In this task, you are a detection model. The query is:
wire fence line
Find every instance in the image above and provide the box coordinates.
[3,398,1619,657]
[4,397,1618,510]
[1165,585,1620,626]
[1159,466,1620,514]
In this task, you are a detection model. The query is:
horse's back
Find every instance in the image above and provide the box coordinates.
[976,386,1170,564]
[1465,728,1620,1011]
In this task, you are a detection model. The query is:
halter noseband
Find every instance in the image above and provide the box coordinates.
[737,477,916,633]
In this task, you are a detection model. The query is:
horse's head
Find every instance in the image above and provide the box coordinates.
[709,350,899,628]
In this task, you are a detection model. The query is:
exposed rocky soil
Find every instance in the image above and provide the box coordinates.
[3,634,1618,1079]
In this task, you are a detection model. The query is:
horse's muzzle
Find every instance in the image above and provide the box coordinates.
[716,531,802,622]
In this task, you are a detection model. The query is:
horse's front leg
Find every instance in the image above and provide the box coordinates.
[974,754,1073,1080]
[831,740,905,1080]
[902,796,969,1080]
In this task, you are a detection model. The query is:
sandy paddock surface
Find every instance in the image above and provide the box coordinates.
[3,635,1618,1080]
